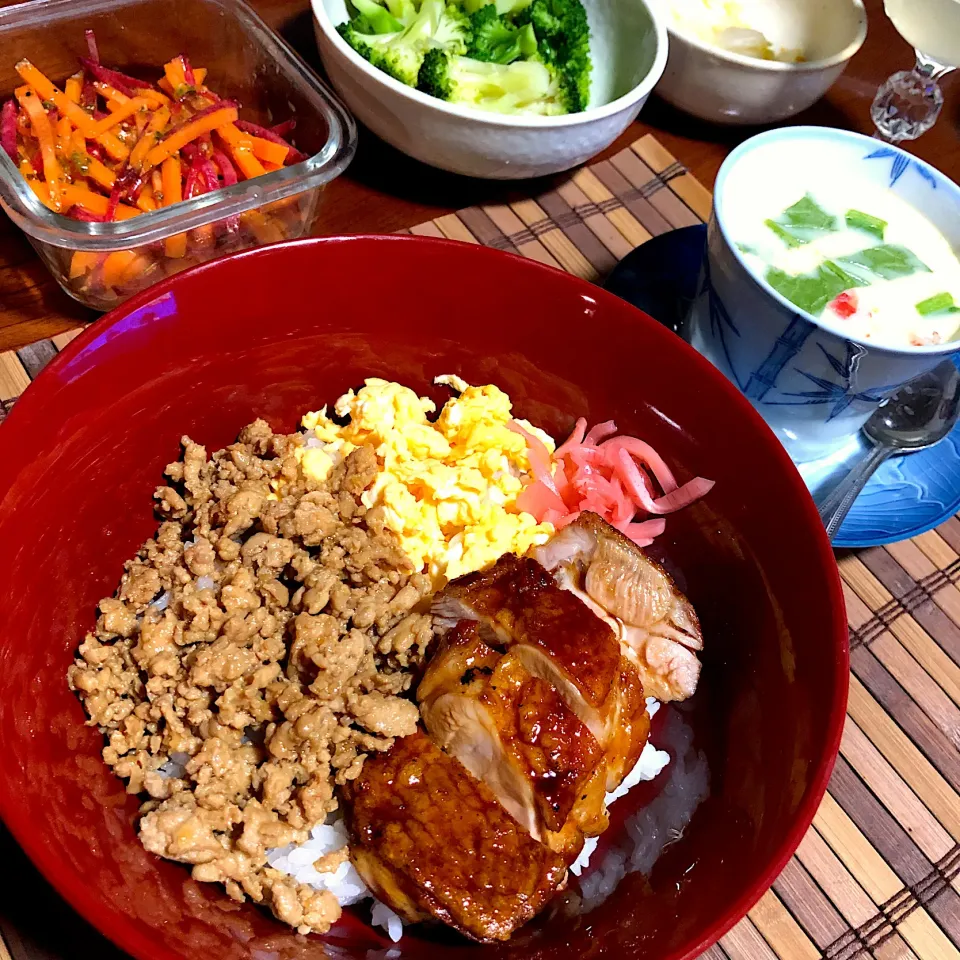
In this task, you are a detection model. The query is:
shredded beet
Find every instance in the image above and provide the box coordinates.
[210,149,236,187]
[71,205,106,222]
[199,158,220,191]
[270,119,296,137]
[180,55,196,86]
[85,29,100,64]
[2,100,18,161]
[80,78,98,110]
[510,418,715,546]
[211,148,239,232]
[104,185,121,221]
[79,58,144,96]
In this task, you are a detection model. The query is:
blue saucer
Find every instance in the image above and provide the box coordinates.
[604,225,960,548]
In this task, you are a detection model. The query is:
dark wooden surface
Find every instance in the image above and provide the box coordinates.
[0,0,958,353]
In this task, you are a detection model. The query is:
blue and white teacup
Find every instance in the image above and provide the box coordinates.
[686,127,960,464]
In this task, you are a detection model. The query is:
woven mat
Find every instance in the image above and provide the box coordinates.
[1,134,959,960]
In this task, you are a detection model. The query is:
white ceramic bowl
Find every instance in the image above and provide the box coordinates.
[685,127,960,464]
[654,0,867,126]
[312,0,667,179]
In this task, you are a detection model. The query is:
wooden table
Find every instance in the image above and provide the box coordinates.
[1,0,958,354]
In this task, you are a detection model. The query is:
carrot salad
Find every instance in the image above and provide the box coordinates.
[1,31,308,298]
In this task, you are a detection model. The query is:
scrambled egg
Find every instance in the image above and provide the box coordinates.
[299,377,556,584]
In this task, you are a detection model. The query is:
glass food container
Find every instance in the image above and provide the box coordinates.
[0,0,356,311]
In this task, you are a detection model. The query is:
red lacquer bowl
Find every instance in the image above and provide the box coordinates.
[0,236,847,960]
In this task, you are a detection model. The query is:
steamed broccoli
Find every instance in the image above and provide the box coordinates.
[467,4,537,63]
[461,0,533,15]
[338,0,470,85]
[417,47,567,115]
[381,0,418,24]
[339,0,590,115]
[348,0,404,34]
[514,0,590,110]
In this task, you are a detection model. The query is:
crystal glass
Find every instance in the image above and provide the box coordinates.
[871,0,959,142]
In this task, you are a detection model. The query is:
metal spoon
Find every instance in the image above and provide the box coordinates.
[818,360,960,540]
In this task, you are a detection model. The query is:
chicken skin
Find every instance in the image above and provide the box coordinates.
[534,512,703,702]
[419,621,608,857]
[431,554,622,744]
[342,729,567,943]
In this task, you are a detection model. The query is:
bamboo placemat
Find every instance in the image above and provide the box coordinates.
[1,134,959,960]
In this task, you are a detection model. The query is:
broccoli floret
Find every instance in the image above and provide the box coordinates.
[467,5,537,63]
[381,0,417,24]
[348,0,404,34]
[514,0,590,110]
[417,48,568,115]
[338,22,417,83]
[339,0,470,86]
[461,0,533,13]
[431,1,471,54]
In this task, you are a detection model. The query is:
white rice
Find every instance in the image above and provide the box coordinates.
[156,750,190,779]
[265,698,673,941]
[148,590,171,612]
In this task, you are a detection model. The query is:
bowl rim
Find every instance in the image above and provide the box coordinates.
[664,0,867,73]
[0,234,850,960]
[712,125,960,358]
[311,0,669,128]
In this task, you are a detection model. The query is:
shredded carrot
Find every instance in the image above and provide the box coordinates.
[143,105,237,169]
[60,182,139,219]
[163,57,188,96]
[64,74,83,103]
[15,86,64,206]
[249,136,288,166]
[93,81,130,106]
[102,249,137,286]
[65,123,115,188]
[241,209,284,244]
[119,253,149,283]
[82,154,117,190]
[160,155,186,257]
[129,104,169,170]
[215,122,265,179]
[157,68,206,97]
[91,96,149,135]
[136,184,157,211]
[69,251,100,278]
[134,87,169,107]
[26,178,58,210]
[15,60,129,160]
[55,115,73,157]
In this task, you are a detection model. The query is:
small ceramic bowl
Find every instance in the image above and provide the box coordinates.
[654,0,867,126]
[685,126,960,465]
[312,0,667,179]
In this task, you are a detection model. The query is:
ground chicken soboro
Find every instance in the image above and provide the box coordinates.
[68,420,435,934]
